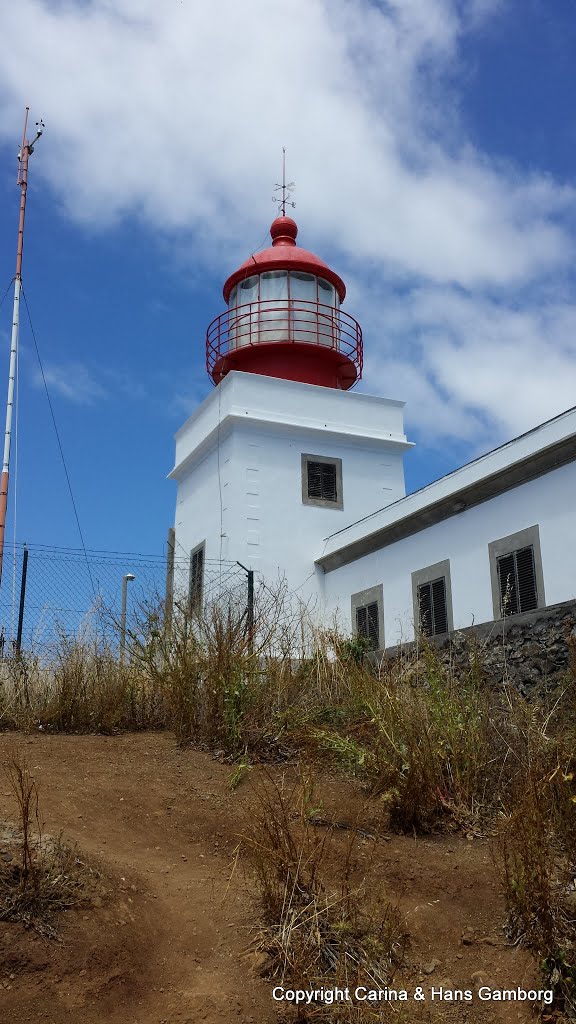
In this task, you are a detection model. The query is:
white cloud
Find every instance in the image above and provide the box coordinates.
[464,0,506,27]
[32,361,107,405]
[29,360,154,405]
[0,0,572,285]
[419,290,576,435]
[0,0,574,451]
[357,284,576,442]
[369,355,488,444]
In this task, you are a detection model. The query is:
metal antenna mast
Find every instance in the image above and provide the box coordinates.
[273,146,295,216]
[0,108,44,591]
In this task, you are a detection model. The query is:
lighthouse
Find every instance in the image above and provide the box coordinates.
[207,215,362,391]
[169,214,413,604]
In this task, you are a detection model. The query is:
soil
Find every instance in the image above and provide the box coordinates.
[0,732,548,1024]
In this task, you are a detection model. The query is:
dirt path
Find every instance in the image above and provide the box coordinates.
[0,733,545,1024]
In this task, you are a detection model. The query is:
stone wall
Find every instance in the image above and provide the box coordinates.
[385,599,576,696]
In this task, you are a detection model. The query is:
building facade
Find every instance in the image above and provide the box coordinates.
[318,407,576,647]
[170,215,576,647]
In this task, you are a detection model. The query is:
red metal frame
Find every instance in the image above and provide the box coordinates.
[206,300,363,390]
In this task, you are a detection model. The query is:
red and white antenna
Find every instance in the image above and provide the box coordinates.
[0,108,44,590]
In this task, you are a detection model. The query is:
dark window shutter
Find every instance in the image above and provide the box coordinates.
[497,552,518,615]
[356,602,379,649]
[497,546,537,616]
[418,577,448,636]
[366,602,379,648]
[307,462,323,499]
[307,461,337,502]
[189,547,204,611]
[418,582,433,637]
[515,546,537,612]
[431,577,448,634]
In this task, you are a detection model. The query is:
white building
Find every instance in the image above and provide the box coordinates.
[170,215,576,648]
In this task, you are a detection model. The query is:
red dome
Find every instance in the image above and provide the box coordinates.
[208,215,362,390]
[223,216,346,303]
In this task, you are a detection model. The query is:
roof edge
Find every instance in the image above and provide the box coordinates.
[317,431,576,572]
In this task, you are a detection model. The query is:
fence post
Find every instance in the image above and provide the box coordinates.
[15,544,29,657]
[247,569,254,641]
[165,526,175,635]
[236,561,254,648]
[120,573,135,665]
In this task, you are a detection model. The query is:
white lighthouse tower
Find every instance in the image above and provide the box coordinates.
[169,212,413,604]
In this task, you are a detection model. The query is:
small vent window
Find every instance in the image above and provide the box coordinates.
[497,545,537,615]
[307,461,337,503]
[418,577,448,637]
[356,602,379,649]
[302,454,343,509]
[189,545,204,612]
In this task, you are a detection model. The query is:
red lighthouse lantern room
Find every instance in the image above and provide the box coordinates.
[206,216,363,390]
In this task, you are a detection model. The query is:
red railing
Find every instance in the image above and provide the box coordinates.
[206,300,363,382]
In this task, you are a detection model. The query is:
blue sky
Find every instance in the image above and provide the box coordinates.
[0,0,575,561]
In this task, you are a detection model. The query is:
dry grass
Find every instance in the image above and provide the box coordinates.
[0,747,101,936]
[1,586,575,1013]
[0,642,166,734]
[240,772,407,1021]
[493,743,576,1018]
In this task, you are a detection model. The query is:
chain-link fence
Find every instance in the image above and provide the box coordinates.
[0,543,250,659]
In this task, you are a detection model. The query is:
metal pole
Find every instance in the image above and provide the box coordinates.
[247,569,254,640]
[236,561,255,646]
[165,526,175,635]
[120,573,135,665]
[15,544,28,657]
[0,110,43,592]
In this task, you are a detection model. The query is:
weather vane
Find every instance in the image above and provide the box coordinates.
[272,147,295,216]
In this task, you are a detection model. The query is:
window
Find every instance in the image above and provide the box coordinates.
[238,276,258,303]
[496,546,537,615]
[317,277,337,307]
[351,585,384,651]
[418,577,448,636]
[189,542,205,613]
[488,526,545,620]
[260,270,288,301]
[301,454,343,509]
[411,560,453,637]
[308,462,337,501]
[289,271,316,303]
[356,602,379,648]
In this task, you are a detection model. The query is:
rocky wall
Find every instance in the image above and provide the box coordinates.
[387,600,576,696]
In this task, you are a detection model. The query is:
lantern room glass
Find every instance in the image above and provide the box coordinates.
[228,273,339,349]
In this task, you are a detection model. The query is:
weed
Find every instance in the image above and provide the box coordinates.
[493,714,576,1018]
[0,749,100,936]
[6,753,40,885]
[240,772,407,1015]
[229,755,252,791]
[310,730,373,778]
